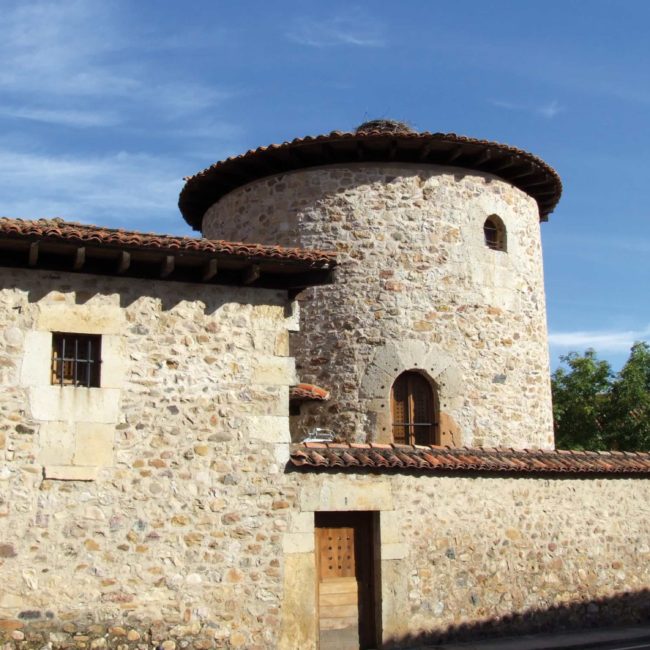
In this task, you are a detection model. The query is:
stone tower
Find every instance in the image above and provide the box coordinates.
[179,120,562,449]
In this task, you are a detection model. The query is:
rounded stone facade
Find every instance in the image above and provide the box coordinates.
[202,163,554,449]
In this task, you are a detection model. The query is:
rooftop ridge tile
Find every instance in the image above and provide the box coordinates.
[0,217,337,265]
[289,444,650,475]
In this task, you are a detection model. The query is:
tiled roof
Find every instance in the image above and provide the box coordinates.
[0,218,336,265]
[290,383,330,401]
[179,129,562,229]
[290,443,650,475]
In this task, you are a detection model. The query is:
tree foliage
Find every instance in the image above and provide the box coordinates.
[551,342,650,451]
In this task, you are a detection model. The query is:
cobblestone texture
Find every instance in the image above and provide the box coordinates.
[203,163,554,448]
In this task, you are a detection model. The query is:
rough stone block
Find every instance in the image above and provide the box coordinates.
[100,335,126,389]
[19,331,52,387]
[74,422,114,466]
[282,532,314,554]
[251,304,285,331]
[251,356,296,386]
[44,465,99,481]
[380,510,402,545]
[247,415,290,444]
[278,553,317,650]
[300,476,394,512]
[289,511,314,534]
[274,330,290,357]
[285,299,300,332]
[29,386,120,423]
[381,542,408,560]
[38,421,74,466]
[36,304,124,335]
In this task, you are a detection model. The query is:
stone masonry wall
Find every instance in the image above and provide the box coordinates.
[0,268,298,649]
[203,163,554,449]
[281,470,650,648]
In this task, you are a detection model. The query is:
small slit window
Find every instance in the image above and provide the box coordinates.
[391,371,439,446]
[51,333,102,387]
[484,215,507,251]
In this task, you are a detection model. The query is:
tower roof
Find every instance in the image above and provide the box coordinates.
[179,124,562,230]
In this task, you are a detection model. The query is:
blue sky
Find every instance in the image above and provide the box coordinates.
[1,0,648,370]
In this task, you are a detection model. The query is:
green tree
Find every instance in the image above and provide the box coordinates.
[606,341,650,451]
[551,349,612,450]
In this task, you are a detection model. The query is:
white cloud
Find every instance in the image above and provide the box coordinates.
[287,15,385,48]
[490,98,564,119]
[537,100,563,119]
[0,0,235,131]
[549,325,650,352]
[0,106,122,128]
[0,147,194,233]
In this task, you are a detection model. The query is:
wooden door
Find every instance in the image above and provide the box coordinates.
[316,512,377,650]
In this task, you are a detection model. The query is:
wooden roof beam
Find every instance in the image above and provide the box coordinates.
[117,251,131,274]
[243,264,260,285]
[28,242,39,267]
[73,247,86,271]
[509,166,537,181]
[202,258,218,282]
[491,157,518,173]
[418,142,433,161]
[160,255,175,278]
[522,178,553,189]
[471,149,492,166]
[446,146,464,164]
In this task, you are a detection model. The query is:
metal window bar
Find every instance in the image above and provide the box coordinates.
[484,222,499,249]
[52,334,100,387]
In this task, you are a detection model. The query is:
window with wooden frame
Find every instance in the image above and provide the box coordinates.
[483,215,507,252]
[51,333,102,387]
[391,371,439,445]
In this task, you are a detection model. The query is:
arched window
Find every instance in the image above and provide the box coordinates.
[391,371,439,445]
[483,215,507,251]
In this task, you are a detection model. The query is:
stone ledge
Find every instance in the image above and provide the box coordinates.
[43,465,99,481]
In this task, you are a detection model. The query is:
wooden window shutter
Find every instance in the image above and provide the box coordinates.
[391,374,408,444]
[391,371,438,445]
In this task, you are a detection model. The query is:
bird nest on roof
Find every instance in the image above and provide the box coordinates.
[355,119,416,135]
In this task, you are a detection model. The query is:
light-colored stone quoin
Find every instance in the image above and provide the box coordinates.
[203,162,553,448]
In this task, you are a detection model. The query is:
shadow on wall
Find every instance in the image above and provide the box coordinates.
[19,271,285,314]
[383,589,650,648]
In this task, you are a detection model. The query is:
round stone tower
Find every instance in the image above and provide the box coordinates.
[179,121,562,449]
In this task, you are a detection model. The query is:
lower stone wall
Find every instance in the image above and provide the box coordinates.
[2,470,650,649]
[279,471,650,649]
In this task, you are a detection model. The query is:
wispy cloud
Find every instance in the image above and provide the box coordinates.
[287,14,385,48]
[0,147,193,232]
[0,0,235,133]
[0,106,122,128]
[549,324,650,352]
[490,98,564,119]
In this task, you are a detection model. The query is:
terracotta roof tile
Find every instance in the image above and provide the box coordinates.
[0,217,337,266]
[289,383,330,401]
[289,443,650,475]
[179,129,562,228]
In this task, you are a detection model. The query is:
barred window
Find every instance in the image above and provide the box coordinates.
[391,371,439,446]
[484,215,507,251]
[51,333,101,387]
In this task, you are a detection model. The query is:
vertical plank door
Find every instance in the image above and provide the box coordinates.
[317,524,359,650]
[316,513,377,650]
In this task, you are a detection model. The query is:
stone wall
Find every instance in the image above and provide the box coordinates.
[0,262,648,650]
[280,470,650,648]
[0,268,298,649]
[203,163,554,449]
